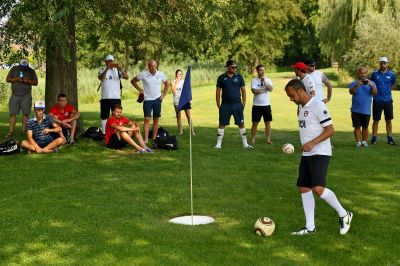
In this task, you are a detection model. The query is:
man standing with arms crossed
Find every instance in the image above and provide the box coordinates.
[215,59,252,149]
[370,56,397,145]
[250,64,273,145]
[306,59,333,103]
[285,79,353,236]
[131,60,168,144]
[5,58,38,138]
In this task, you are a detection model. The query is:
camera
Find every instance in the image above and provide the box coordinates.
[362,79,369,84]
[109,63,119,69]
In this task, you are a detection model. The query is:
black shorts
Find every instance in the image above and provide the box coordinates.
[219,103,244,126]
[351,112,370,128]
[100,99,121,119]
[143,98,162,118]
[252,105,272,122]
[373,100,393,121]
[297,155,331,188]
[106,133,127,149]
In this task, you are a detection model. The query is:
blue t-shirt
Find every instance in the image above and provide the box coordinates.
[216,73,245,104]
[349,80,376,115]
[27,114,56,142]
[370,70,396,101]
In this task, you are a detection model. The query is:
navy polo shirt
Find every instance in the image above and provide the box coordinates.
[370,70,396,101]
[216,73,245,104]
[27,114,56,142]
[349,80,376,115]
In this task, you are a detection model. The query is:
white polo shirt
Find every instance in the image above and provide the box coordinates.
[98,67,122,99]
[136,70,167,101]
[309,70,329,101]
[251,77,272,106]
[298,97,332,156]
[299,74,315,95]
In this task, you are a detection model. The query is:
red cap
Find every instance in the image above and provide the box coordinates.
[291,62,307,70]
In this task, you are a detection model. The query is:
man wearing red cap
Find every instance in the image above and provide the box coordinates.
[292,62,315,96]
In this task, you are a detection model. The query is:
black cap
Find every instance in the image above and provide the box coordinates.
[305,58,316,65]
[225,59,237,67]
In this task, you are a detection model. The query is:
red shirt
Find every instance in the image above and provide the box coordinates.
[105,115,131,144]
[50,104,75,121]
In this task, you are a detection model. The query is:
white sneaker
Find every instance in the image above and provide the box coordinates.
[339,211,353,235]
[214,145,221,149]
[244,145,253,149]
[361,141,368,147]
[356,142,361,148]
[291,227,316,235]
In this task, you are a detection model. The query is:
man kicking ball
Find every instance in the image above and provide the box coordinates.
[285,79,353,235]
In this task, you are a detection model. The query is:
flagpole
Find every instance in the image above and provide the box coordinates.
[190,115,193,226]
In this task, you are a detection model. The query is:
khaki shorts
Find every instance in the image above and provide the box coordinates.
[9,94,32,115]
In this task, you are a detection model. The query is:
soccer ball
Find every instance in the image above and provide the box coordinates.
[254,217,275,237]
[282,143,294,154]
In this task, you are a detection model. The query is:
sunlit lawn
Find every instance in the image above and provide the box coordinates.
[0,68,399,265]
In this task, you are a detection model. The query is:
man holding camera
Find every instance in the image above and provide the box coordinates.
[370,57,397,145]
[98,54,129,135]
[349,67,377,147]
[5,58,38,138]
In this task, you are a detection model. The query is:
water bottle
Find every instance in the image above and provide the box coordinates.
[19,71,23,78]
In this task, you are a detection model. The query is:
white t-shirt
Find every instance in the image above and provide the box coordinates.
[172,79,184,106]
[298,97,332,156]
[136,70,167,101]
[309,70,329,101]
[251,77,272,106]
[98,67,121,99]
[299,74,315,95]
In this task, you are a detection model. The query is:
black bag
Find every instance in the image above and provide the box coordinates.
[0,139,20,155]
[149,127,169,142]
[83,127,103,141]
[154,135,178,150]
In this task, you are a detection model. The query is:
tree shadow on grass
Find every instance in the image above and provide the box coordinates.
[0,117,399,264]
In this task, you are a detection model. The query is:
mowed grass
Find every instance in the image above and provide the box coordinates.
[0,68,399,265]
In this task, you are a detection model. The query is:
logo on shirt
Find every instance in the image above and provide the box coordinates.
[299,120,306,128]
[323,110,328,116]
[304,111,308,117]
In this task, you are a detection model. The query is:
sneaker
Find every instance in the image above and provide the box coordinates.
[136,149,146,154]
[214,145,221,149]
[371,136,377,144]
[145,148,154,153]
[361,141,368,147]
[339,211,353,235]
[387,136,396,145]
[244,145,254,149]
[356,142,361,148]
[291,227,316,235]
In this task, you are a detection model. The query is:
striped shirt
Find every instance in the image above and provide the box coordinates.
[27,114,56,142]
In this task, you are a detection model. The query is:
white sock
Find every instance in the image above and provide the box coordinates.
[320,188,347,217]
[301,191,315,231]
[239,128,248,147]
[216,128,224,148]
[101,119,107,134]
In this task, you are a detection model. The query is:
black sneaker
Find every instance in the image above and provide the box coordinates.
[371,136,377,144]
[291,227,316,235]
[387,136,396,145]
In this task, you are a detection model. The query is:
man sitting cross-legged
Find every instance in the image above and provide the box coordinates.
[20,100,66,154]
[105,104,153,154]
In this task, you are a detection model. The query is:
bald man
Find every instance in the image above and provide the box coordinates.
[131,60,169,143]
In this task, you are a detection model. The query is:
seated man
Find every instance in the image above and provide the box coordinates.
[105,104,153,154]
[20,100,65,154]
[49,93,80,144]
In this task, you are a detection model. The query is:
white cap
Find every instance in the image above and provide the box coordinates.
[105,54,114,61]
[20,58,29,66]
[379,56,388,63]
[34,100,45,109]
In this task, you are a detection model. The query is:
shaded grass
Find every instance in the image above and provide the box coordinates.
[0,69,399,265]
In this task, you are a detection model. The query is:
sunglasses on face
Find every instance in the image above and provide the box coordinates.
[230,66,237,69]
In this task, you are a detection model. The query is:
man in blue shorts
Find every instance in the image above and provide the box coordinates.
[370,56,397,145]
[20,100,65,154]
[215,59,252,149]
[285,79,353,236]
[349,67,377,147]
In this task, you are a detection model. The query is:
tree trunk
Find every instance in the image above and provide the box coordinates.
[45,4,79,131]
[124,41,130,68]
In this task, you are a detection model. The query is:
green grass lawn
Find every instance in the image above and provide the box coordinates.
[0,69,399,265]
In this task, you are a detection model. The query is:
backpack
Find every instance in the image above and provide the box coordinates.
[151,127,178,150]
[0,139,20,155]
[83,127,104,141]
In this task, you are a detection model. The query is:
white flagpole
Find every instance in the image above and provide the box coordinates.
[189,115,193,226]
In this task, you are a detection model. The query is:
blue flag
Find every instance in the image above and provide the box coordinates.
[177,66,192,112]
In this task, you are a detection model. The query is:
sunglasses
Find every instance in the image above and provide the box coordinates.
[230,66,237,69]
